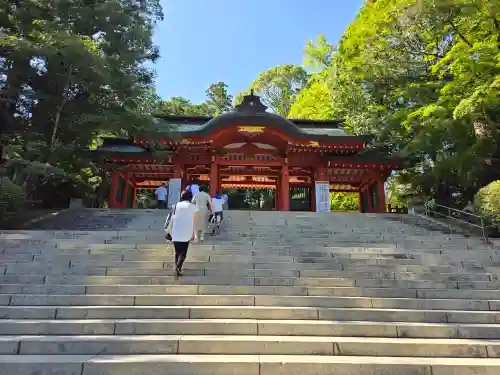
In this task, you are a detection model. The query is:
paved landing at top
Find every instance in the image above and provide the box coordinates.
[25,209,141,230]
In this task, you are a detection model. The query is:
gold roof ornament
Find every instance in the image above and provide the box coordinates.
[237,126,265,134]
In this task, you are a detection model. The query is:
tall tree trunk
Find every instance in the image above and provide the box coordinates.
[50,66,73,153]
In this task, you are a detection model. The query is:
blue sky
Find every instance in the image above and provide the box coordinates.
[154,0,364,103]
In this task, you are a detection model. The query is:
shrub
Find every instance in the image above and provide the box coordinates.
[474,181,500,232]
[0,177,26,225]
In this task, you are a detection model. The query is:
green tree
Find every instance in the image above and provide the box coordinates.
[158,97,213,116]
[328,0,500,206]
[288,78,335,119]
[205,82,233,115]
[0,0,163,210]
[330,192,359,211]
[235,64,309,116]
[158,81,233,117]
[303,34,335,71]
[386,174,409,207]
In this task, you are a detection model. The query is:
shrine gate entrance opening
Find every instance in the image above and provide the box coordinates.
[96,93,402,212]
[224,188,275,211]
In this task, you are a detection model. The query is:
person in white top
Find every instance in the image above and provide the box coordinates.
[191,185,212,242]
[211,191,224,224]
[171,190,199,277]
[155,183,168,209]
[222,193,229,210]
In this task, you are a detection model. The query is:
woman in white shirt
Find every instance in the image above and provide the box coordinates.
[171,190,199,277]
[191,185,213,242]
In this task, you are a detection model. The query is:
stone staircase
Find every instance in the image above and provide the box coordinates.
[1,209,500,374]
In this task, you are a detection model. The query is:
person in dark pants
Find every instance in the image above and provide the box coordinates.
[155,183,168,208]
[170,190,198,277]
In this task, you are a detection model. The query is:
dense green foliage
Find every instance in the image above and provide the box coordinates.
[289,34,336,119]
[290,1,500,207]
[326,0,500,206]
[474,181,500,221]
[0,177,26,225]
[0,0,163,217]
[158,82,233,117]
[330,192,359,211]
[235,65,309,117]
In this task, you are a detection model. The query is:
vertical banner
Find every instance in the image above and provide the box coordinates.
[315,182,330,212]
[167,178,182,206]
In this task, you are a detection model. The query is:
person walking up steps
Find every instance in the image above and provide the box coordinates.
[155,182,168,209]
[171,190,198,278]
[211,191,224,228]
[192,185,212,243]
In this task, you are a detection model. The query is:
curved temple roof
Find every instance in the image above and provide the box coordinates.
[154,93,372,143]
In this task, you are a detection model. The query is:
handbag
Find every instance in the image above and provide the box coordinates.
[164,203,177,241]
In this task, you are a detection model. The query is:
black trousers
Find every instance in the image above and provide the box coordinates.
[173,241,190,270]
[157,200,167,209]
[209,211,223,223]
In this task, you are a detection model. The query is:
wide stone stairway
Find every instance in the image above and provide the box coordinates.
[1,210,500,374]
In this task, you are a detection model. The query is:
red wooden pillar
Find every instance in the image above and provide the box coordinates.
[377,179,386,213]
[109,172,119,208]
[367,185,374,213]
[311,184,316,212]
[280,165,290,211]
[132,187,137,208]
[173,164,184,191]
[316,166,327,181]
[209,157,218,197]
[121,175,129,209]
[274,177,279,211]
[274,185,279,211]
[358,191,362,213]
[173,166,182,179]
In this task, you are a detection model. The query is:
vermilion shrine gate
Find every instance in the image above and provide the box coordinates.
[97,93,401,212]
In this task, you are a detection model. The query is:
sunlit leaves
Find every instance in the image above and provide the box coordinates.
[326,0,500,205]
[236,64,308,116]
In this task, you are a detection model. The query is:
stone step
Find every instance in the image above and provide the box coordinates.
[4,278,500,296]
[5,248,493,260]
[5,262,499,274]
[0,274,474,288]
[5,251,500,269]
[5,240,490,250]
[5,235,486,244]
[4,282,500,299]
[1,318,500,338]
[0,246,495,258]
[4,259,500,271]
[2,263,498,281]
[0,243,440,251]
[5,294,497,310]
[0,284,435,298]
[7,283,500,299]
[5,257,475,268]
[0,335,496,357]
[1,354,500,375]
[1,306,500,323]
[5,260,499,274]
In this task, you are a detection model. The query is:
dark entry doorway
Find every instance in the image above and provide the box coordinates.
[225,188,276,210]
[290,186,312,211]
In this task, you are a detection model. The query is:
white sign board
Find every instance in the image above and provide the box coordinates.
[167,178,182,206]
[315,182,330,212]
